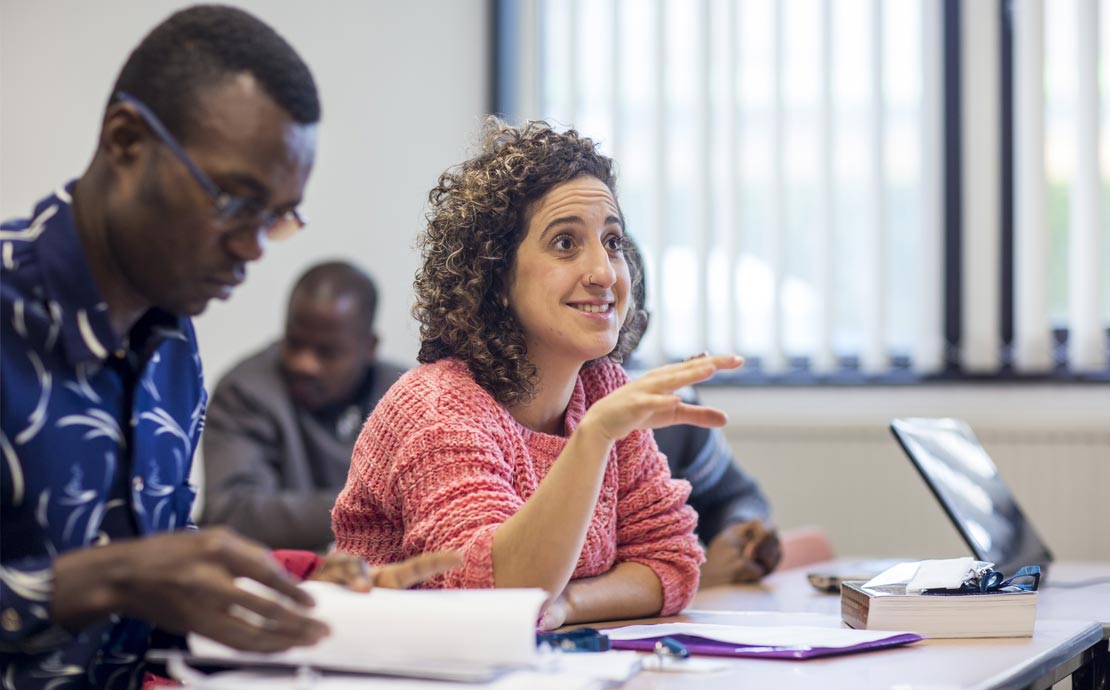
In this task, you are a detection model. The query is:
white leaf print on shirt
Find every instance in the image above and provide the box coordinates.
[75,310,107,360]
[44,301,62,352]
[59,465,98,543]
[14,351,51,445]
[12,299,26,338]
[140,352,161,402]
[56,409,124,447]
[62,362,102,404]
[188,394,205,441]
[139,407,191,456]
[0,564,51,601]
[0,204,56,243]
[0,430,23,506]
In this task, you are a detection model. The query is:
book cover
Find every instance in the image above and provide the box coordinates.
[841,581,1037,638]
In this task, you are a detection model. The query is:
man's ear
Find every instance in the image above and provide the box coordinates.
[99,103,149,167]
[366,332,380,359]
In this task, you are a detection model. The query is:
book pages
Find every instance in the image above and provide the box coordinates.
[188,581,548,671]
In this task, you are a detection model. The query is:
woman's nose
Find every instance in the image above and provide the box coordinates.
[583,244,616,287]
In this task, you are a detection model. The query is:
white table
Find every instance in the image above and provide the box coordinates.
[594,610,1100,690]
[695,561,1110,625]
[682,559,1110,690]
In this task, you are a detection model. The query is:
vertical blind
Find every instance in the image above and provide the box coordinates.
[499,0,1109,377]
[1011,0,1107,372]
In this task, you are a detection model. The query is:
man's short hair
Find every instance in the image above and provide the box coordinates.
[111,4,320,141]
[290,261,379,333]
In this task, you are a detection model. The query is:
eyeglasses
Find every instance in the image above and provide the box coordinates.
[113,91,306,240]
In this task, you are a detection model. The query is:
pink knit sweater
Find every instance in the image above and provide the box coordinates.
[332,358,703,616]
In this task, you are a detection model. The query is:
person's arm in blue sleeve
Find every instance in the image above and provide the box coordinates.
[0,554,74,655]
[657,424,771,542]
[655,419,781,587]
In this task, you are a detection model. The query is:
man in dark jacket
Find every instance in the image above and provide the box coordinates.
[202,261,406,552]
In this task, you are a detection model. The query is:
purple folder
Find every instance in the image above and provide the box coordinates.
[610,632,923,660]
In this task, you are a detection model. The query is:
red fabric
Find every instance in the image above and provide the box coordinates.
[332,358,703,615]
[271,549,324,580]
[142,671,180,688]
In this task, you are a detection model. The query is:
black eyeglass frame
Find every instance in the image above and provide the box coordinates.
[113,90,306,239]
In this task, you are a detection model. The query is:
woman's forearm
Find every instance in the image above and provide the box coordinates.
[562,561,664,624]
[490,419,613,595]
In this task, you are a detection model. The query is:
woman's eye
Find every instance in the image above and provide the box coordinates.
[605,235,624,252]
[553,236,574,251]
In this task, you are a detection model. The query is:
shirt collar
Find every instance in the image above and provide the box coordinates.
[35,180,185,367]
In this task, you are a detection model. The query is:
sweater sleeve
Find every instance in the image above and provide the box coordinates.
[334,416,521,590]
[613,428,704,616]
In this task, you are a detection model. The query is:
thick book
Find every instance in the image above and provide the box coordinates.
[841,581,1037,638]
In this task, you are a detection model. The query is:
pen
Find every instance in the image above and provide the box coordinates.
[655,636,690,659]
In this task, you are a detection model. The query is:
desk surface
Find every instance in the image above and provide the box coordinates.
[594,611,1099,690]
[692,560,1110,637]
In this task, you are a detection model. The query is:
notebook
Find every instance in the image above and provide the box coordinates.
[606,622,922,659]
[889,417,1054,578]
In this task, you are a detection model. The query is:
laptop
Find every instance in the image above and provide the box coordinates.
[807,418,1053,592]
[889,417,1054,578]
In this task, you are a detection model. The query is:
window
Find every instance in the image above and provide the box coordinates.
[1038,0,1110,364]
[496,0,1110,380]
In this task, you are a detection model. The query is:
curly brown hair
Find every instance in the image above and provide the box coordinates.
[414,118,648,406]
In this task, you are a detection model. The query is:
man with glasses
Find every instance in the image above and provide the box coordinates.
[0,7,450,689]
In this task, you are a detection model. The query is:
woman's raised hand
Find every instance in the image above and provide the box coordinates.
[581,354,743,443]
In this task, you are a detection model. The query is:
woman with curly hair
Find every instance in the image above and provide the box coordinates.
[332,119,742,628]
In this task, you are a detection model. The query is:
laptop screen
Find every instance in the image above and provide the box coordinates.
[890,418,1053,575]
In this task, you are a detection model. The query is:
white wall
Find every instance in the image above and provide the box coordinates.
[700,385,1110,560]
[3,1,1107,561]
[0,0,490,382]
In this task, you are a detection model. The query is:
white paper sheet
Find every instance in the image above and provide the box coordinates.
[169,649,642,690]
[174,669,606,690]
[188,581,548,671]
[862,556,982,592]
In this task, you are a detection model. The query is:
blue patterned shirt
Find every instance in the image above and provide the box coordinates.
[1,183,206,689]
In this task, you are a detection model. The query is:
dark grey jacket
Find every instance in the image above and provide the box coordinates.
[200,343,405,551]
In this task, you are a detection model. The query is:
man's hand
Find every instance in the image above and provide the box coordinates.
[53,527,328,653]
[308,550,462,592]
[699,519,782,588]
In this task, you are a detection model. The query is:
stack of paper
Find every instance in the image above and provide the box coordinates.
[187,582,548,678]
